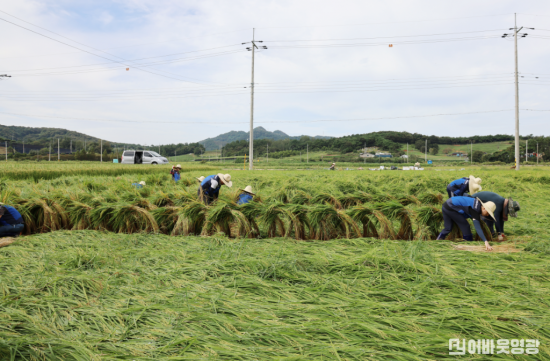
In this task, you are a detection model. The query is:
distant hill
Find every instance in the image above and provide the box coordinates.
[199,126,332,150]
[0,124,102,144]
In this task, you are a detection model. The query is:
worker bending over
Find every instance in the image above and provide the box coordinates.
[198,173,232,205]
[132,181,146,188]
[237,186,255,205]
[436,196,496,251]
[329,163,336,171]
[471,191,520,241]
[447,175,482,198]
[0,204,24,237]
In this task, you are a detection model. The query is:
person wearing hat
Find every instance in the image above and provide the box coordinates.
[329,163,336,171]
[132,181,146,189]
[196,176,205,183]
[446,175,482,198]
[170,165,182,182]
[471,191,520,241]
[0,204,24,237]
[436,196,496,251]
[198,174,232,205]
[237,186,255,205]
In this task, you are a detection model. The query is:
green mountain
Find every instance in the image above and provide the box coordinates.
[0,124,102,145]
[199,126,332,150]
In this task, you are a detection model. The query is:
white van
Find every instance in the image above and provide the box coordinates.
[121,150,169,164]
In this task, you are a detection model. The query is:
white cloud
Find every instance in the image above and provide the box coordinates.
[1,0,550,145]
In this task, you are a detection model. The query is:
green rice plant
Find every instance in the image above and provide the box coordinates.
[66,201,93,230]
[282,204,311,240]
[151,191,176,207]
[173,189,199,206]
[258,202,287,238]
[15,196,69,234]
[347,205,380,238]
[397,194,421,206]
[308,204,361,240]
[311,192,343,209]
[238,202,262,237]
[371,192,397,203]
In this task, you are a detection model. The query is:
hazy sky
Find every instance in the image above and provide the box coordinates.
[1,0,549,145]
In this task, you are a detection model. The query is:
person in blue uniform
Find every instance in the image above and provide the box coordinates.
[237,186,255,205]
[436,196,496,251]
[198,173,232,205]
[446,175,482,198]
[170,165,182,182]
[132,181,146,188]
[0,204,24,237]
[471,191,521,241]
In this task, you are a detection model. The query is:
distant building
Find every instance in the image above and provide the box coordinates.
[360,153,375,158]
[375,153,392,158]
[400,155,409,159]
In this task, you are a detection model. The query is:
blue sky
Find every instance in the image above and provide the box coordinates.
[1,0,550,145]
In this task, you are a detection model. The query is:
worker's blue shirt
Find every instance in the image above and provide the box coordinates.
[447,177,469,197]
[132,183,143,189]
[446,196,482,220]
[201,175,221,197]
[0,205,23,226]
[237,193,253,205]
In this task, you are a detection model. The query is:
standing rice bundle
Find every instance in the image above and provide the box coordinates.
[419,191,444,205]
[311,192,343,209]
[258,202,287,238]
[415,206,444,240]
[376,201,416,241]
[15,196,69,234]
[282,204,311,240]
[289,190,311,205]
[202,201,250,237]
[347,205,380,238]
[151,206,181,234]
[308,204,361,240]
[171,201,207,236]
[105,203,159,234]
[238,202,262,238]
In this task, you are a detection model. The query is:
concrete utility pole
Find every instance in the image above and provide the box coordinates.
[425,139,427,163]
[503,14,533,170]
[4,141,6,162]
[537,141,539,165]
[58,139,60,161]
[101,140,103,163]
[526,139,528,162]
[49,141,51,161]
[267,144,269,163]
[244,29,267,170]
[471,141,473,165]
[307,143,309,163]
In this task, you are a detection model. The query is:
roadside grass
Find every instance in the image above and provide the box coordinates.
[1,231,548,360]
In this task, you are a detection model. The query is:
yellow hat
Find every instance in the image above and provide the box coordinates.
[217,173,232,188]
[240,185,255,195]
[477,198,496,221]
[139,181,146,186]
[197,176,205,182]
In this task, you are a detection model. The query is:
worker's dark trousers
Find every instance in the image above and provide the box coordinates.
[481,216,497,235]
[197,188,215,205]
[437,206,474,241]
[0,223,24,237]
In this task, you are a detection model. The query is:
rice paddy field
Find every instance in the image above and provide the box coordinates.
[1,163,549,360]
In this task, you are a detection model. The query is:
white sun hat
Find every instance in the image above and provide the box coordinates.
[217,173,233,188]
[477,198,496,221]
[197,176,205,182]
[469,175,482,194]
[139,181,146,186]
[240,185,255,195]
[176,164,182,169]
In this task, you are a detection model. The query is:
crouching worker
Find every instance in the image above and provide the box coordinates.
[237,186,255,205]
[446,175,482,198]
[132,181,146,188]
[0,204,24,237]
[471,191,520,241]
[198,173,232,205]
[170,165,182,182]
[437,196,496,251]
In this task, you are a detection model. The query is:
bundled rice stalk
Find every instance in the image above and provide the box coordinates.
[105,203,159,234]
[376,201,415,240]
[282,204,311,240]
[311,192,343,209]
[151,206,181,234]
[415,206,444,240]
[202,201,250,238]
[66,201,93,230]
[238,202,262,237]
[151,192,176,207]
[419,191,444,205]
[347,205,379,238]
[15,196,69,234]
[308,204,361,240]
[397,194,421,206]
[289,190,311,205]
[474,220,494,242]
[171,201,207,236]
[258,202,287,238]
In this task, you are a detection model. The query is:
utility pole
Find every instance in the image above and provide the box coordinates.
[425,139,427,163]
[70,139,72,153]
[526,139,528,163]
[537,141,539,165]
[267,144,269,163]
[244,29,267,170]
[49,141,51,161]
[58,139,60,161]
[101,140,103,163]
[471,141,473,165]
[23,140,25,154]
[307,143,309,163]
[407,143,408,164]
[503,14,533,170]
[4,141,6,162]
